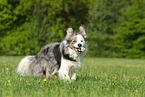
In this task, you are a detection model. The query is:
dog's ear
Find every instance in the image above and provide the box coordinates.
[78,26,88,40]
[65,28,74,40]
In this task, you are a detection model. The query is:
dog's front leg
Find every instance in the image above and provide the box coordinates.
[71,70,77,80]
[58,69,70,81]
[46,68,50,79]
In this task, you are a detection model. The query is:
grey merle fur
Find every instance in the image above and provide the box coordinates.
[28,40,69,78]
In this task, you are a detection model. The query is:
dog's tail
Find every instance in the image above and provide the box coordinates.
[16,56,34,76]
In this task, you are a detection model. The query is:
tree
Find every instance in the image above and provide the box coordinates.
[0,0,90,55]
[115,0,145,58]
[87,0,131,57]
[0,0,18,36]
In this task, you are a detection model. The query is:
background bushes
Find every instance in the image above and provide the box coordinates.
[115,0,145,58]
[0,0,145,58]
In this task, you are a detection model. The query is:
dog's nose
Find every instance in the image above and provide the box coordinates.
[78,44,82,47]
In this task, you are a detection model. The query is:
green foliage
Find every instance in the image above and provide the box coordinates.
[0,0,90,55]
[1,23,40,55]
[87,0,131,57]
[1,0,145,58]
[115,0,145,58]
[0,0,17,33]
[47,0,89,30]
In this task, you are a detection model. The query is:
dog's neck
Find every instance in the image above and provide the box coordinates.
[63,53,77,62]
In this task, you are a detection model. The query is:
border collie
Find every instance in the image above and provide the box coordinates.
[16,26,88,81]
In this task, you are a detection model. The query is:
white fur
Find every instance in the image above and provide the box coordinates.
[74,34,86,48]
[58,56,82,81]
[58,37,87,81]
[16,56,33,76]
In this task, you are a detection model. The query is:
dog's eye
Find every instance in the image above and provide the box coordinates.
[81,40,83,42]
[67,40,72,43]
[72,40,77,44]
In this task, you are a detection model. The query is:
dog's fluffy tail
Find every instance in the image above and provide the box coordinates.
[16,56,34,76]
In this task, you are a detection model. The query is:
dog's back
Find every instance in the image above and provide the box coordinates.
[16,42,63,78]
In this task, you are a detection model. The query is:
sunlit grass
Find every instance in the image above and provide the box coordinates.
[0,56,145,97]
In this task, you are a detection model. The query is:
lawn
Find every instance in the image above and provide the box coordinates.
[0,56,145,97]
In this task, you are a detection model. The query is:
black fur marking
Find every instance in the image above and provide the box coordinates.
[63,49,77,62]
[53,44,61,68]
[43,70,46,75]
[43,47,49,55]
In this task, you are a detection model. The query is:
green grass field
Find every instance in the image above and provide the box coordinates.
[0,56,145,97]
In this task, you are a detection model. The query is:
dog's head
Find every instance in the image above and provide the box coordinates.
[65,26,88,55]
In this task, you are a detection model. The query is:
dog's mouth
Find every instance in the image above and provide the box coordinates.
[73,47,85,54]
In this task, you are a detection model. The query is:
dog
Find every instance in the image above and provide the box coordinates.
[16,26,88,81]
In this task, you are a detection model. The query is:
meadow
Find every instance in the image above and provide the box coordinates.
[0,56,145,97]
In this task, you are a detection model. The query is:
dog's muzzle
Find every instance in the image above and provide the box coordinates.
[75,47,85,54]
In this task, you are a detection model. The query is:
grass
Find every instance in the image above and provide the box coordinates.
[0,56,145,97]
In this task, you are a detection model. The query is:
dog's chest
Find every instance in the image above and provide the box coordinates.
[60,57,81,70]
